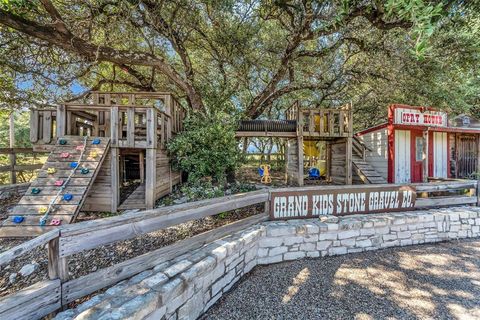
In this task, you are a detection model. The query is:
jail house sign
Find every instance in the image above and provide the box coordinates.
[270,186,416,220]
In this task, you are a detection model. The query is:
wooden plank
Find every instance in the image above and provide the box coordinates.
[42,111,52,144]
[0,280,61,320]
[110,106,119,147]
[416,196,477,207]
[0,225,59,238]
[415,181,477,192]
[30,110,39,143]
[111,147,119,213]
[0,230,59,266]
[11,204,78,216]
[145,149,156,209]
[127,107,135,147]
[58,190,268,256]
[234,131,297,138]
[62,213,268,304]
[146,108,158,148]
[346,137,353,185]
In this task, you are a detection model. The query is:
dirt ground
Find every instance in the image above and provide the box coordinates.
[204,238,480,320]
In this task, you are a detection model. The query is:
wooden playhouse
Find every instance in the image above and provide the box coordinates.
[356,104,480,183]
[0,92,185,237]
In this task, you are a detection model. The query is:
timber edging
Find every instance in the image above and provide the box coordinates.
[0,180,479,320]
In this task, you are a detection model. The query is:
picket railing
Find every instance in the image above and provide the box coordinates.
[0,180,478,319]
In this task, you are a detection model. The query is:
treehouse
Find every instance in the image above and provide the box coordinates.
[237,102,386,186]
[0,92,185,237]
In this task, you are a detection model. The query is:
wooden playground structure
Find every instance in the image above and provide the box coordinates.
[237,102,386,186]
[0,92,185,237]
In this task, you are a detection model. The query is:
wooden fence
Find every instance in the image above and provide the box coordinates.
[0,180,478,319]
[0,148,47,184]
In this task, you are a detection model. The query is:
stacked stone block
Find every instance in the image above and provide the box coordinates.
[54,206,480,320]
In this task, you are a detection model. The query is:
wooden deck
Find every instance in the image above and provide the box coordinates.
[0,136,110,237]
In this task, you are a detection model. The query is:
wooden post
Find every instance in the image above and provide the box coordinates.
[146,108,158,148]
[145,148,156,209]
[297,136,304,186]
[346,137,353,185]
[9,112,16,184]
[326,142,332,182]
[127,107,135,147]
[477,136,480,206]
[110,106,119,147]
[47,236,69,302]
[423,130,429,183]
[139,151,145,184]
[56,105,66,137]
[110,147,119,213]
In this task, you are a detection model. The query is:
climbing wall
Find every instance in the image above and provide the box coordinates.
[0,136,110,237]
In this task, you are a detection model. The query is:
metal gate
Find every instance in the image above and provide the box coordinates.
[457,135,477,178]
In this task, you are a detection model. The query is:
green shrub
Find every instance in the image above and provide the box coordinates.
[167,112,243,184]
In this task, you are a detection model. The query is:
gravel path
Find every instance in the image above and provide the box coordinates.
[203,238,480,320]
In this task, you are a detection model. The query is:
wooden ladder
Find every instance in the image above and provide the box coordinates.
[0,136,110,237]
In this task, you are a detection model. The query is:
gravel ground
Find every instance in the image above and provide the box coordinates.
[203,238,480,320]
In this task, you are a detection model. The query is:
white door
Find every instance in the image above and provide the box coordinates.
[433,132,448,178]
[394,130,411,183]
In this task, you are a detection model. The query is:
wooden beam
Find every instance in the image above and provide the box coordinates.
[423,130,429,183]
[30,109,39,143]
[346,137,353,185]
[146,108,158,148]
[127,107,135,147]
[9,112,16,184]
[297,136,304,186]
[145,149,156,209]
[42,111,52,144]
[110,147,119,213]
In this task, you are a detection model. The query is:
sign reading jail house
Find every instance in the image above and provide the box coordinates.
[270,186,416,220]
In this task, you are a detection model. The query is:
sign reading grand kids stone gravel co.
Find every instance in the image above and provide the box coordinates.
[269,186,416,220]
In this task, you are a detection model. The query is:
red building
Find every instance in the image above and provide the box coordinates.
[356,104,480,183]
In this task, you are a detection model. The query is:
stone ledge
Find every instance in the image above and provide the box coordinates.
[54,206,480,320]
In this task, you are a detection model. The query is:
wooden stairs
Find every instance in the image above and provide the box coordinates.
[0,136,110,237]
[352,155,387,184]
[352,136,387,184]
[118,183,146,210]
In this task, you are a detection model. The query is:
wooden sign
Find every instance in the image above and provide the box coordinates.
[393,107,447,127]
[270,186,416,220]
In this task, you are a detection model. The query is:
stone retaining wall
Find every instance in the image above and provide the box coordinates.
[55,206,480,320]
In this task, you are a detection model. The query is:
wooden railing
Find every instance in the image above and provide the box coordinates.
[0,148,47,184]
[30,92,185,150]
[1,180,478,319]
[286,102,352,138]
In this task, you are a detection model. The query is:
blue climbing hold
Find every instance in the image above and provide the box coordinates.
[31,187,41,195]
[80,168,90,174]
[59,139,67,145]
[39,218,47,226]
[70,162,78,169]
[92,138,101,145]
[12,216,24,224]
[63,193,73,201]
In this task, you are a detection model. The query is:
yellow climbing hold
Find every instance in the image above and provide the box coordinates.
[38,207,48,214]
[47,168,57,174]
[89,151,98,159]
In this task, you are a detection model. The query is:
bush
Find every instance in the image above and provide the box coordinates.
[167,112,243,184]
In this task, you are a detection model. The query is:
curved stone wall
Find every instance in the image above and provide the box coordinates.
[55,206,480,320]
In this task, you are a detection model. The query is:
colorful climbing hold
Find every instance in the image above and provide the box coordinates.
[50,219,61,226]
[12,216,24,224]
[38,207,48,214]
[80,168,90,174]
[47,168,57,174]
[60,152,70,158]
[89,151,98,159]
[54,180,64,187]
[76,145,84,151]
[59,139,67,145]
[39,218,47,226]
[70,162,78,169]
[63,193,73,201]
[92,138,101,145]
[31,187,41,195]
